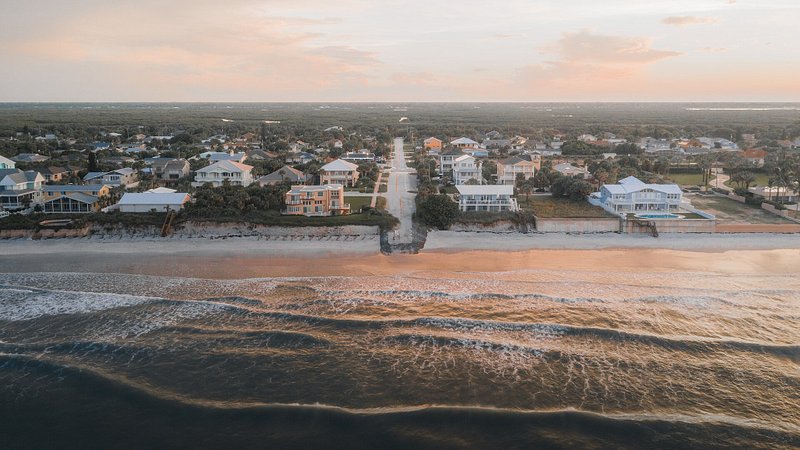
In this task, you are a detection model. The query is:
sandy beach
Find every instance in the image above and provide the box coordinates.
[1,231,800,278]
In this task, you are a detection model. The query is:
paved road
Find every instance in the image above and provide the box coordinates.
[384,137,417,244]
[711,169,731,192]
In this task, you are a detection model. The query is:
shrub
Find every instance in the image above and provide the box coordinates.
[416,194,459,230]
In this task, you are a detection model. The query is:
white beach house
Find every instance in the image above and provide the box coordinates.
[456,185,518,212]
[452,155,482,185]
[597,176,682,213]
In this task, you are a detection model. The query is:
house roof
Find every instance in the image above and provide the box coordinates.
[41,166,68,175]
[454,154,475,163]
[441,148,466,156]
[118,192,191,205]
[259,166,306,183]
[321,159,359,171]
[424,137,442,143]
[288,184,343,194]
[196,160,253,173]
[42,184,107,193]
[0,155,14,166]
[0,169,42,185]
[145,187,177,194]
[554,163,589,174]
[500,156,531,165]
[602,176,682,195]
[164,159,189,170]
[55,192,99,204]
[84,171,107,181]
[456,185,514,196]
[450,137,479,145]
[741,148,767,159]
[11,153,49,162]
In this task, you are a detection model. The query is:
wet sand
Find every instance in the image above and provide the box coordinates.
[2,233,800,278]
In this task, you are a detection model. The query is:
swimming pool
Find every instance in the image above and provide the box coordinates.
[636,213,682,219]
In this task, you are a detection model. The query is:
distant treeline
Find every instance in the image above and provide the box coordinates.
[1,103,799,144]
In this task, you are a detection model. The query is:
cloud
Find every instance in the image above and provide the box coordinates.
[509,30,682,100]
[0,0,380,100]
[547,29,681,65]
[661,16,718,26]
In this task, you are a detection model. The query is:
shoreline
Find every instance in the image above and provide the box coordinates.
[2,232,800,278]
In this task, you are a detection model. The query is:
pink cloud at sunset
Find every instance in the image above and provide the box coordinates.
[0,0,798,101]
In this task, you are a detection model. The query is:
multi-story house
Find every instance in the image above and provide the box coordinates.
[283,184,350,216]
[152,158,190,181]
[597,176,682,213]
[456,185,519,212]
[320,159,359,187]
[424,137,443,152]
[193,160,254,187]
[438,148,465,175]
[497,156,536,185]
[453,155,482,185]
[0,169,45,210]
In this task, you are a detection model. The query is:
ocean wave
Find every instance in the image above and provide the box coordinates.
[1,353,797,447]
[0,286,157,321]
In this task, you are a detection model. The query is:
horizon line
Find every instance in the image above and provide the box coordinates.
[2,101,800,104]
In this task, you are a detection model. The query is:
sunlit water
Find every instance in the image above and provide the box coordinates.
[0,271,798,448]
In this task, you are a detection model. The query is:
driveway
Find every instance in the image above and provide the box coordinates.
[384,137,417,244]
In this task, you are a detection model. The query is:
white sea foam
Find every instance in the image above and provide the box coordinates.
[0,287,155,321]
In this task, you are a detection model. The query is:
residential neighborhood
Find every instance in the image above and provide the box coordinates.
[0,116,799,242]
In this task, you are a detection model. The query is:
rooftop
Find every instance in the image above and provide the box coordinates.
[456,185,514,196]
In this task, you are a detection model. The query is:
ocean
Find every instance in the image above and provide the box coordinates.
[0,269,798,449]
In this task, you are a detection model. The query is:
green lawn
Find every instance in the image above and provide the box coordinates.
[724,173,772,188]
[345,196,387,212]
[345,196,373,212]
[519,195,616,218]
[666,173,707,186]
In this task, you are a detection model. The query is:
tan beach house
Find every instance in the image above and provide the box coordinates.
[497,156,536,185]
[193,160,254,187]
[283,184,350,216]
[320,159,359,187]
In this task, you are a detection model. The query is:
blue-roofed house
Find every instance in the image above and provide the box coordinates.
[596,176,683,213]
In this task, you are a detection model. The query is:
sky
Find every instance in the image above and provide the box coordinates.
[1,0,799,102]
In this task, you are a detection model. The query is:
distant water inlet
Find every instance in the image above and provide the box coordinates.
[0,271,798,449]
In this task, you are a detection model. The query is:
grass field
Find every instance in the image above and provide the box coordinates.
[519,195,616,218]
[345,195,387,212]
[666,173,708,186]
[724,173,772,188]
[345,196,373,212]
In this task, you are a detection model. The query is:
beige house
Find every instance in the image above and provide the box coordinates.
[320,159,359,187]
[450,137,479,149]
[497,156,536,185]
[283,184,350,216]
[193,160,254,187]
